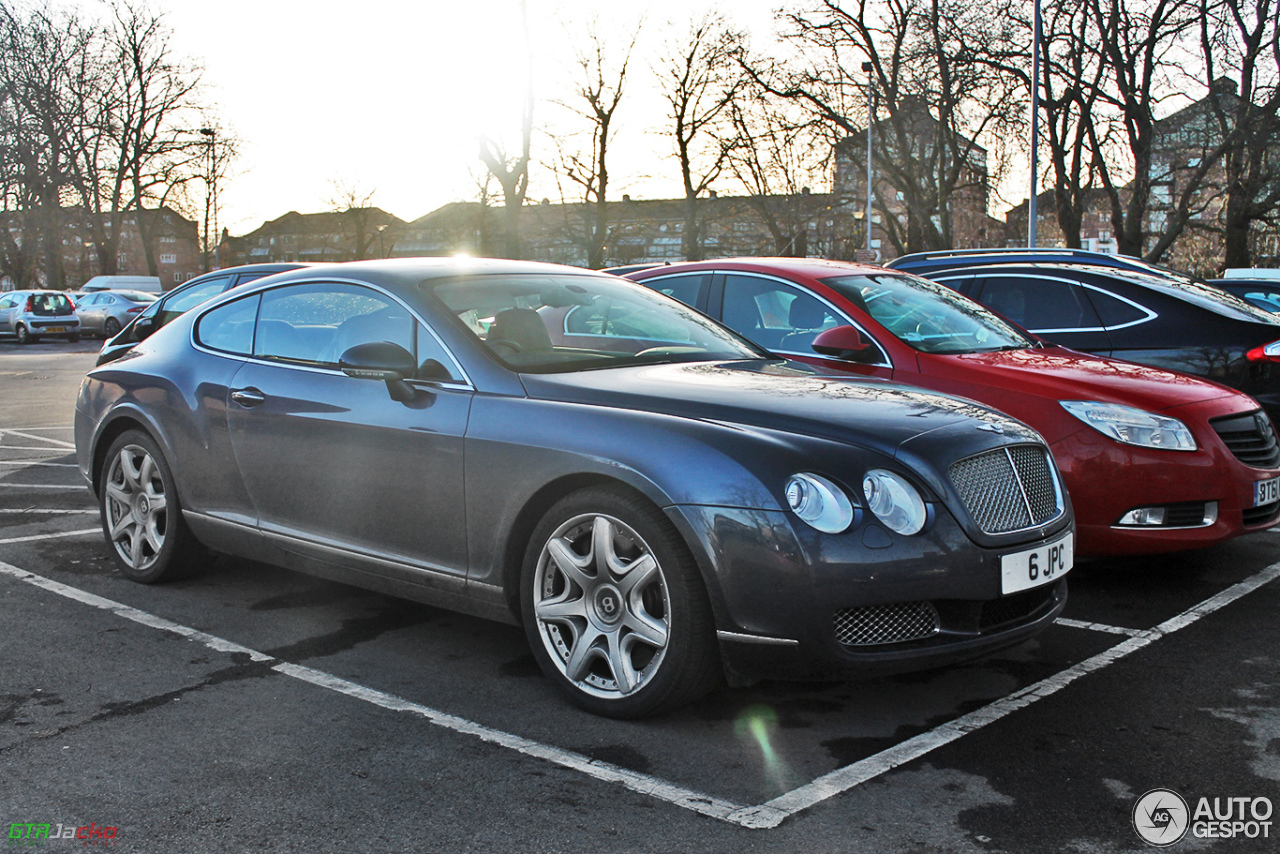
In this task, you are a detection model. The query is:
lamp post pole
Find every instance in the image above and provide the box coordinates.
[862,61,875,257]
[199,127,217,269]
[1028,0,1041,247]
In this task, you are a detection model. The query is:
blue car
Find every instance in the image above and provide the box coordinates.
[75,258,1073,717]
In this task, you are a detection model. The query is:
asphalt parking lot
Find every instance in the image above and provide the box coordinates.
[3,341,1279,853]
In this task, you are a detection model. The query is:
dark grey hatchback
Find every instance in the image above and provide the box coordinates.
[75,258,1074,717]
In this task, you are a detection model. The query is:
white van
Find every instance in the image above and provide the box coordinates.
[81,275,163,293]
[1223,268,1280,281]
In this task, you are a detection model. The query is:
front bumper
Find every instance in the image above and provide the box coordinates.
[667,503,1071,682]
[1054,399,1280,556]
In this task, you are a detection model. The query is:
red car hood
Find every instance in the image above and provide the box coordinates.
[918,346,1239,422]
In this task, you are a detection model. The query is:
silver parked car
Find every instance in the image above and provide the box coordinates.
[0,290,81,343]
[75,290,158,338]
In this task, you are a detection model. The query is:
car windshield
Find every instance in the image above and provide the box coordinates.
[821,273,1034,354]
[426,273,767,372]
[1102,268,1280,324]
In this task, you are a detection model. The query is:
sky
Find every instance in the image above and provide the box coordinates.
[152,0,789,236]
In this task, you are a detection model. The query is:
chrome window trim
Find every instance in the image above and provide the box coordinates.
[716,270,894,369]
[932,272,1158,333]
[190,276,476,391]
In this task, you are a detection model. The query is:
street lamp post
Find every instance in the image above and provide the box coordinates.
[199,127,217,270]
[1028,0,1041,247]
[862,61,875,257]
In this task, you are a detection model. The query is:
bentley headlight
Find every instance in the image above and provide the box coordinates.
[862,469,927,536]
[1060,401,1196,451]
[785,473,854,534]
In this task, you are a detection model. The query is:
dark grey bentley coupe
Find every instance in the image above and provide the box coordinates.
[75,258,1074,717]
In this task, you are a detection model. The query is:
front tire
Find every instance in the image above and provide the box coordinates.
[521,486,720,718]
[98,430,208,583]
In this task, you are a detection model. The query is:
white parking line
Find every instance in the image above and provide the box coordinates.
[0,461,79,467]
[0,446,79,453]
[0,557,1276,829]
[0,429,75,449]
[0,509,96,515]
[0,484,86,490]
[1054,617,1146,637]
[0,528,99,545]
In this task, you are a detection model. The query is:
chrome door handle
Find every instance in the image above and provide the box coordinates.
[230,388,266,407]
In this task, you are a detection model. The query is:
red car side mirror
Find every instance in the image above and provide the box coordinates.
[811,325,878,363]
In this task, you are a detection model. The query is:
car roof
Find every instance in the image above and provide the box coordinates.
[887,248,1191,280]
[628,257,891,279]
[253,257,620,291]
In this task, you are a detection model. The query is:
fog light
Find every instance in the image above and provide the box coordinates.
[1118,507,1166,526]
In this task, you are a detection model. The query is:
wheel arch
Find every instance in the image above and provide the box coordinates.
[90,410,174,498]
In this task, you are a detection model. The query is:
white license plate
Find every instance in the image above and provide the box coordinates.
[1000,532,1073,595]
[1256,477,1280,506]
[44,326,65,333]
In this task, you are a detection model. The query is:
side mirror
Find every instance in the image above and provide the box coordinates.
[340,341,418,402]
[811,325,878,363]
[133,316,157,340]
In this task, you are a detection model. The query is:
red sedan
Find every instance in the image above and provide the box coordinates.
[626,258,1280,556]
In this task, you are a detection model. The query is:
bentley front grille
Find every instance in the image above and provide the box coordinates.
[949,445,1064,535]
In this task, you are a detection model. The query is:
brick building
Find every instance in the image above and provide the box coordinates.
[218,208,406,267]
[1,206,201,292]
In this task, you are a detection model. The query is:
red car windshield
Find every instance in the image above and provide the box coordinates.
[822,273,1034,354]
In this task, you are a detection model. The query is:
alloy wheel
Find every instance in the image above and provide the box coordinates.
[103,444,168,571]
[532,513,671,699]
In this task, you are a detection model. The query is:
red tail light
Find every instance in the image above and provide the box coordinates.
[1246,340,1280,363]
[23,296,34,312]
[126,307,144,314]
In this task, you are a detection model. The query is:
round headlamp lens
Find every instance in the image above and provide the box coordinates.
[862,469,927,535]
[784,473,854,534]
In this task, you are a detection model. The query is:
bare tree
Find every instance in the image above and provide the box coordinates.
[326,181,386,260]
[553,23,637,269]
[737,0,1024,255]
[478,0,534,259]
[1199,0,1280,267]
[0,3,98,288]
[657,14,740,261]
[718,90,832,256]
[1073,0,1201,257]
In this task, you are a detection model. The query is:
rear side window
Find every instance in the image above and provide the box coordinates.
[1086,288,1150,328]
[980,277,1102,331]
[254,283,414,367]
[196,295,260,355]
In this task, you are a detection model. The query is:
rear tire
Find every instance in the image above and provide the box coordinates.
[521,486,721,718]
[103,318,120,338]
[15,324,36,345]
[98,430,210,583]
[67,332,81,343]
